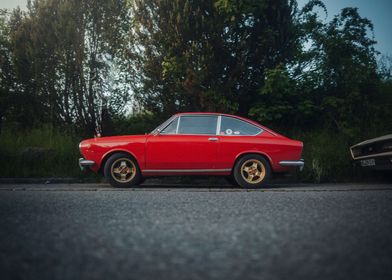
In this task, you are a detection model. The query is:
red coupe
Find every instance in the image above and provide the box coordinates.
[79,113,304,188]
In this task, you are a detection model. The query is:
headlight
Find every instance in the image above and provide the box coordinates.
[382,141,392,152]
[351,147,361,158]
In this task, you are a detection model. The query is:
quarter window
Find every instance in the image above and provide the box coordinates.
[178,116,218,135]
[160,117,178,134]
[220,116,262,136]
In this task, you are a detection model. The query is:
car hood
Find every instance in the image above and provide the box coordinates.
[351,134,392,148]
[80,134,147,148]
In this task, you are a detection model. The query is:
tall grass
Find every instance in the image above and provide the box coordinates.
[0,125,91,178]
[294,131,357,182]
[0,124,371,182]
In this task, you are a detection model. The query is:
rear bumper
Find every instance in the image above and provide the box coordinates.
[279,159,305,171]
[79,158,95,171]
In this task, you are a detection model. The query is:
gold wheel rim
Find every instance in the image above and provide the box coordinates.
[111,158,136,183]
[240,159,266,184]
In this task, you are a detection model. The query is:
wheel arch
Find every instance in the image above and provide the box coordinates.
[99,149,140,174]
[232,151,273,173]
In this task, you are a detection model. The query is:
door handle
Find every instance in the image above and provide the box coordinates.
[208,137,219,141]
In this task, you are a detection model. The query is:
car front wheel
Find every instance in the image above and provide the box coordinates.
[104,153,142,188]
[233,154,271,188]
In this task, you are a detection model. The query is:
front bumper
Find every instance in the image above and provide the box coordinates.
[354,156,392,170]
[79,158,95,171]
[279,159,305,171]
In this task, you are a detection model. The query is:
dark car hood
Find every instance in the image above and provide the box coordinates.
[351,134,392,148]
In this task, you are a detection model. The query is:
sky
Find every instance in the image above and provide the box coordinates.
[1,0,391,55]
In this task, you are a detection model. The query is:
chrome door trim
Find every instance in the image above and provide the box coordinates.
[176,116,181,134]
[143,169,231,173]
[216,115,222,135]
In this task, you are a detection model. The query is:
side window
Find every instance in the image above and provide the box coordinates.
[161,117,178,134]
[220,116,262,136]
[178,116,217,135]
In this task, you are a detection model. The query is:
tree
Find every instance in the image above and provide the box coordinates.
[2,0,132,134]
[0,9,14,134]
[129,0,298,118]
[250,3,382,136]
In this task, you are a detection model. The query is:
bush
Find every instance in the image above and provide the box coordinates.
[0,125,88,178]
[294,131,355,183]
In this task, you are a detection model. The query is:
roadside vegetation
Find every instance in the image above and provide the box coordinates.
[0,0,391,181]
[0,125,82,177]
[0,117,385,182]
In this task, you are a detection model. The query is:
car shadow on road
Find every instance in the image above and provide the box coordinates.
[138,176,300,190]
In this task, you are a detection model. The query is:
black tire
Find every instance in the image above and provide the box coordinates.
[233,154,271,188]
[225,175,238,186]
[104,153,142,188]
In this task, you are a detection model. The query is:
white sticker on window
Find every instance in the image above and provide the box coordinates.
[234,131,240,135]
[225,129,233,135]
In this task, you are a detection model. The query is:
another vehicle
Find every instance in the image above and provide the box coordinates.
[350,134,392,170]
[79,113,304,188]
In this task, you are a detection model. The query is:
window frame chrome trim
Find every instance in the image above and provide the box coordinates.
[219,115,263,136]
[153,114,264,137]
[159,116,179,135]
[216,115,222,135]
[151,115,176,134]
[176,116,181,134]
[176,114,219,136]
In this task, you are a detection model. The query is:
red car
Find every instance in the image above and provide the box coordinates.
[79,113,304,188]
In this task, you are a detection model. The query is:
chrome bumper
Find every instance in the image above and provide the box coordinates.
[279,159,305,171]
[79,158,95,171]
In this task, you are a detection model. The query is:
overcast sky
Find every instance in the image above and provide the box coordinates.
[1,0,391,55]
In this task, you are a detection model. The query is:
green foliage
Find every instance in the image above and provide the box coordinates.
[296,130,354,183]
[112,112,161,135]
[249,4,391,139]
[0,125,84,177]
[0,0,131,134]
[250,66,296,123]
[130,0,297,116]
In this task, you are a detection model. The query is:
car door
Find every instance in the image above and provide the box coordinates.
[145,115,220,170]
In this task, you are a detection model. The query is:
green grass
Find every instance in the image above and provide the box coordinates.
[294,131,356,182]
[0,125,372,182]
[0,125,95,178]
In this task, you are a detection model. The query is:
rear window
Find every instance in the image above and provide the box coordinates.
[220,116,262,136]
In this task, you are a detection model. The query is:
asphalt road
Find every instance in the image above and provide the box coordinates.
[1,183,392,280]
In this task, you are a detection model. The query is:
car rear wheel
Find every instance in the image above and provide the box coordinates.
[233,154,271,188]
[104,153,142,188]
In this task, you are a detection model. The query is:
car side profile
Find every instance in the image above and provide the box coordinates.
[79,113,304,188]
